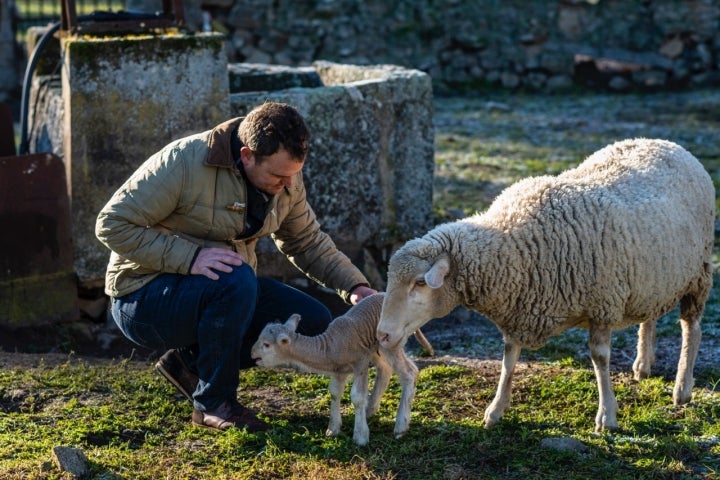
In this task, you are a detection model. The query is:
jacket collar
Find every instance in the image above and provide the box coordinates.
[204,117,243,168]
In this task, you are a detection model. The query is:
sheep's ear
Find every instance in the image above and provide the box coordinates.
[425,256,450,289]
[285,313,301,331]
[278,332,292,345]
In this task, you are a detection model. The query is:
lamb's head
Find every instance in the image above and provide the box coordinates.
[250,313,301,368]
[378,238,458,349]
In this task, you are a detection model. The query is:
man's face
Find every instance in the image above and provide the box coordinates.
[240,146,304,195]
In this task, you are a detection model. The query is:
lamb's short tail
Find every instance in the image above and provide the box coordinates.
[413,329,434,356]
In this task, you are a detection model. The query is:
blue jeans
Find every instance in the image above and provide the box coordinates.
[110,263,333,411]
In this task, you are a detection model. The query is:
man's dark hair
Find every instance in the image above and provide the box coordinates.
[238,102,310,162]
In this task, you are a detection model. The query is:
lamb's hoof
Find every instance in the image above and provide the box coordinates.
[325,428,340,437]
[353,435,369,446]
[594,422,619,433]
[393,429,408,439]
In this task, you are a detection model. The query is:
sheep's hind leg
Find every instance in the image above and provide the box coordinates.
[484,341,521,428]
[633,319,656,380]
[385,347,418,439]
[589,325,618,431]
[350,366,371,446]
[367,352,392,418]
[674,292,705,406]
[326,374,349,437]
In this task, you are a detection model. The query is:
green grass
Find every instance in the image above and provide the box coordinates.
[432,89,720,221]
[0,357,718,479]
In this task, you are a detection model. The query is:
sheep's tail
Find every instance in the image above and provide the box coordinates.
[413,328,434,356]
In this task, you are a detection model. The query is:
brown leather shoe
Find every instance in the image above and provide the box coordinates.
[192,400,269,432]
[156,349,199,401]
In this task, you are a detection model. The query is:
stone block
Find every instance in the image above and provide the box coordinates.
[228,63,322,92]
[230,61,435,284]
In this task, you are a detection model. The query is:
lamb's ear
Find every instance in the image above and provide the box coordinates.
[285,313,301,331]
[278,333,292,345]
[425,256,450,289]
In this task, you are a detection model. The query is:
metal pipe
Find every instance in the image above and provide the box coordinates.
[18,20,61,155]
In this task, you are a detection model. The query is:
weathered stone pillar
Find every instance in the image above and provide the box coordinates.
[60,33,230,285]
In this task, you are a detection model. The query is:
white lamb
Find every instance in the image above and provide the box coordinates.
[377,138,714,432]
[250,293,421,446]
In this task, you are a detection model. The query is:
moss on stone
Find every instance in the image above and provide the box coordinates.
[0,271,78,328]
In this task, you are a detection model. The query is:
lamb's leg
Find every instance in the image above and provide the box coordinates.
[350,365,371,446]
[674,293,704,405]
[326,373,349,437]
[367,352,392,418]
[633,319,656,380]
[484,341,521,428]
[385,347,418,439]
[589,326,618,431]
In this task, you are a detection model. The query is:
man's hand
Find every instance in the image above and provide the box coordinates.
[349,285,378,305]
[190,247,245,280]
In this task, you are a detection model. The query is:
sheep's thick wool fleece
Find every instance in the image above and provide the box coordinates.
[421,138,715,348]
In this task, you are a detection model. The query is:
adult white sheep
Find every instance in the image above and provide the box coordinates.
[377,138,714,432]
[250,293,421,446]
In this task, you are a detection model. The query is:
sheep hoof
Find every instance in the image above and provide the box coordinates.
[325,428,340,437]
[673,392,692,406]
[483,412,501,429]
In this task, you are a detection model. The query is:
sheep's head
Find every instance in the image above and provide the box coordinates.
[250,313,301,368]
[378,242,458,348]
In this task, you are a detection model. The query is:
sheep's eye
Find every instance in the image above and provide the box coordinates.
[263,342,270,348]
[414,279,426,287]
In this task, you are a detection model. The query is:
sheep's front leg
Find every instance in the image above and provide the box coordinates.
[589,326,618,431]
[350,366,371,446]
[385,347,418,438]
[633,319,656,380]
[367,352,392,418]
[674,294,703,405]
[484,341,521,428]
[326,374,349,437]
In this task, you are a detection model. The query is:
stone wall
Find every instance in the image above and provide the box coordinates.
[190,0,720,93]
[4,0,720,101]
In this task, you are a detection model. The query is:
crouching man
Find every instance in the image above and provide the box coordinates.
[96,102,376,432]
